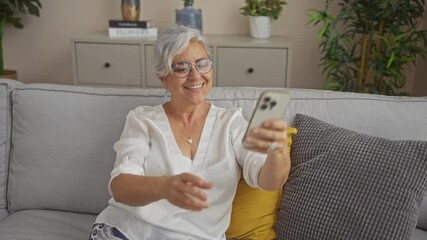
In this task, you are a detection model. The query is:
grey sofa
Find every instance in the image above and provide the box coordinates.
[0,78,426,240]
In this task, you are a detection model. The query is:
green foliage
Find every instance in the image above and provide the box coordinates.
[182,0,194,7]
[0,0,41,74]
[307,0,427,95]
[0,0,41,28]
[240,0,287,20]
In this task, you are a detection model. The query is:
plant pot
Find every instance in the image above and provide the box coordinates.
[121,0,140,21]
[1,69,17,80]
[176,6,203,32]
[249,16,272,39]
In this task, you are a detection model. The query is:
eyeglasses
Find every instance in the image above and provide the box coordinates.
[171,58,213,78]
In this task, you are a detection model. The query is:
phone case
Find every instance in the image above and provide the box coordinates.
[243,91,291,147]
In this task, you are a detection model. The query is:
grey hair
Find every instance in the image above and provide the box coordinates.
[153,25,210,79]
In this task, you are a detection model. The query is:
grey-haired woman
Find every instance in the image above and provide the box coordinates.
[89,24,291,240]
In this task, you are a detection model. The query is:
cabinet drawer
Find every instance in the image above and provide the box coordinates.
[217,47,288,87]
[74,43,142,86]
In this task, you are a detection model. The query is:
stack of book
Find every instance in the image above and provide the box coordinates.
[108,19,158,39]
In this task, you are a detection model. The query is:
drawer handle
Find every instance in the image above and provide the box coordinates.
[247,67,254,73]
[104,62,111,68]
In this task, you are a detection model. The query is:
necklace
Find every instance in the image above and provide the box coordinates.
[179,127,193,144]
[186,136,193,144]
[164,102,210,146]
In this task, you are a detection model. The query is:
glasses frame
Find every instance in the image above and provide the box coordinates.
[171,58,213,78]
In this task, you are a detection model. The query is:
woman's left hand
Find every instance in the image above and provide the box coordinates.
[245,119,291,191]
[243,119,288,155]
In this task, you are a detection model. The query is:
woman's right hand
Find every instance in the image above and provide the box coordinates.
[160,173,213,211]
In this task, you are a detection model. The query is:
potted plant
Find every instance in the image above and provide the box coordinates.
[183,0,194,5]
[0,0,42,80]
[176,0,203,32]
[307,0,427,95]
[240,0,287,39]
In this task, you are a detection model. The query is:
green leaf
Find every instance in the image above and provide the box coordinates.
[386,52,395,69]
[1,0,42,28]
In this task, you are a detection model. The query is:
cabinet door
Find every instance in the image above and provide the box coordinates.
[217,47,288,87]
[74,43,142,87]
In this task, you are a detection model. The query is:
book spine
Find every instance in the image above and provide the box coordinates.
[108,28,158,38]
[109,20,151,28]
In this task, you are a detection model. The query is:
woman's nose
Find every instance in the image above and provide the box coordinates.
[187,65,201,79]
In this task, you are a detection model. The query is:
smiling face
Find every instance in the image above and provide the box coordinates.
[162,39,213,107]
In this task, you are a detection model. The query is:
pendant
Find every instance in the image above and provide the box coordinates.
[187,137,193,144]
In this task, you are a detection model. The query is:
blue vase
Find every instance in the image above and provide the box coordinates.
[176,6,203,32]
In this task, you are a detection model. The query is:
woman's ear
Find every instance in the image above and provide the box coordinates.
[161,75,171,86]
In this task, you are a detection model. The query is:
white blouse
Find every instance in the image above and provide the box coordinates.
[95,104,267,240]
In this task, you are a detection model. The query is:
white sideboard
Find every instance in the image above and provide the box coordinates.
[71,33,292,88]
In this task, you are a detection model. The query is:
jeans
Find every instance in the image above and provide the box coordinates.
[88,223,130,240]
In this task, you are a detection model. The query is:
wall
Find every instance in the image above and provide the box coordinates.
[415,61,427,96]
[3,0,426,95]
[413,3,427,96]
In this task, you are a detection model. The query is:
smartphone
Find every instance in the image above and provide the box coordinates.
[243,91,291,148]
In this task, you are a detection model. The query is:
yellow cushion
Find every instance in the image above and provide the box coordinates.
[226,127,297,239]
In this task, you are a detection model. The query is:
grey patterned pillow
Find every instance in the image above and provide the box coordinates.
[276,114,427,240]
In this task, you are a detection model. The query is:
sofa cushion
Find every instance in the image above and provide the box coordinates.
[0,209,96,240]
[276,114,427,240]
[0,80,21,213]
[285,90,427,141]
[226,179,281,240]
[8,84,166,214]
[284,90,427,230]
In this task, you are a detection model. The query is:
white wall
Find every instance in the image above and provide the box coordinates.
[3,0,426,95]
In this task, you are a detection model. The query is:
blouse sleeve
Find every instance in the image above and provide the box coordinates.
[230,109,267,189]
[108,109,151,195]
